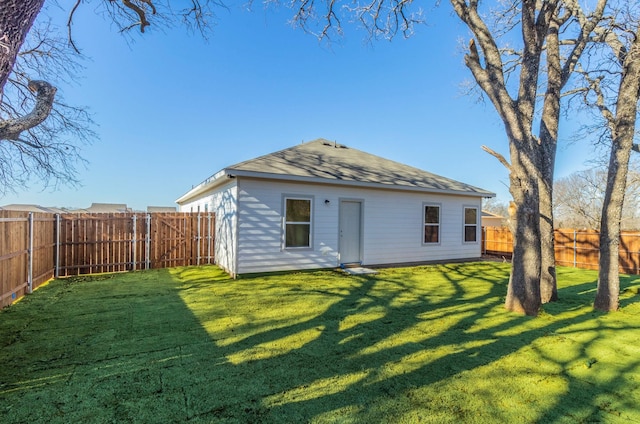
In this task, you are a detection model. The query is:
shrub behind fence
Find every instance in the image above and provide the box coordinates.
[0,211,214,308]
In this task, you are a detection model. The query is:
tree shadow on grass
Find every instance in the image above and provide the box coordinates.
[2,264,639,423]
[187,262,640,423]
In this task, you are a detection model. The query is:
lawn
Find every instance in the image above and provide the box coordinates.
[1,262,640,423]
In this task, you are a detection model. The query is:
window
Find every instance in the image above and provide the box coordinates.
[284,197,312,248]
[464,207,478,242]
[423,205,440,244]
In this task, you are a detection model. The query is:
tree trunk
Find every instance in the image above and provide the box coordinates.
[0,0,45,95]
[595,31,640,312]
[538,170,557,302]
[537,16,561,304]
[505,141,542,315]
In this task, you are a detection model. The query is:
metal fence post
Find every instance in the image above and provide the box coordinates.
[208,213,212,264]
[145,214,151,270]
[55,214,60,278]
[27,212,33,294]
[132,214,137,271]
[196,214,201,266]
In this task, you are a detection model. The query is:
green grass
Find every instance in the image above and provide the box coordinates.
[1,262,640,423]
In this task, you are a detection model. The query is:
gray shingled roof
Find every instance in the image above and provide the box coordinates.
[226,139,493,196]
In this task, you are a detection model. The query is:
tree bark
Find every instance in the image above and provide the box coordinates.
[595,29,640,312]
[504,133,543,315]
[450,0,555,316]
[538,15,561,303]
[0,0,45,95]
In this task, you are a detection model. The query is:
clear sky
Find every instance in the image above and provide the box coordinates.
[1,1,592,211]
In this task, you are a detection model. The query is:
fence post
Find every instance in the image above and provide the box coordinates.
[132,214,137,271]
[208,213,212,264]
[196,214,201,266]
[573,230,577,268]
[482,226,486,255]
[27,212,34,294]
[145,214,151,270]
[55,214,60,278]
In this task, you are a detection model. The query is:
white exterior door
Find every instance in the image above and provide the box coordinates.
[339,200,362,265]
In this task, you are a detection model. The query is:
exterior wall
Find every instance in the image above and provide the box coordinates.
[235,178,483,274]
[179,180,238,276]
[482,216,504,227]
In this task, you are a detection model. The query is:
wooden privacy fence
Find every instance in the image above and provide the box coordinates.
[1,211,215,308]
[482,226,640,275]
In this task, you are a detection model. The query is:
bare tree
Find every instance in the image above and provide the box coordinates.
[284,0,614,314]
[554,168,640,230]
[576,5,640,311]
[0,0,218,194]
[482,197,509,220]
[0,16,94,195]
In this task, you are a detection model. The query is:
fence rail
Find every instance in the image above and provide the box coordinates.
[482,226,640,275]
[1,211,215,308]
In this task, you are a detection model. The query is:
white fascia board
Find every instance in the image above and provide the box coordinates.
[227,170,496,198]
[175,169,232,204]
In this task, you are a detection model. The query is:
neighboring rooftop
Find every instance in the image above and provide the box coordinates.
[72,203,133,213]
[0,204,69,213]
[147,206,177,212]
[1,203,178,214]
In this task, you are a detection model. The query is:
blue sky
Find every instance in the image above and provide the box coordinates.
[2,1,591,210]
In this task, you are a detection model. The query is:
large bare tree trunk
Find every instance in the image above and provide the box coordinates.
[538,16,561,304]
[0,0,45,94]
[451,0,558,316]
[505,137,543,315]
[538,158,557,303]
[595,31,640,311]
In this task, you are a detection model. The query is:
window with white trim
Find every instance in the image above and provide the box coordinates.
[423,204,440,244]
[284,197,312,248]
[464,207,478,242]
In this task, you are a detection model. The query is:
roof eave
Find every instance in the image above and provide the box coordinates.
[227,169,495,198]
[175,169,231,204]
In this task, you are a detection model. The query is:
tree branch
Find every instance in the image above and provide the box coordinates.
[0,80,57,141]
[122,0,156,33]
[482,145,512,171]
[67,0,82,53]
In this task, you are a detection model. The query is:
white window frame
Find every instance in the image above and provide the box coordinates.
[463,206,479,243]
[283,196,313,250]
[422,203,441,245]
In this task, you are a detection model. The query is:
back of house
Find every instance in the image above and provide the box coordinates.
[176,139,494,276]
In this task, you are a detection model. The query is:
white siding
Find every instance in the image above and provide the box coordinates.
[234,178,483,274]
[179,180,238,276]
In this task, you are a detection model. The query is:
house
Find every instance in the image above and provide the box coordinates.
[176,139,495,276]
[0,204,68,213]
[482,210,506,227]
[81,203,132,213]
[147,206,177,213]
